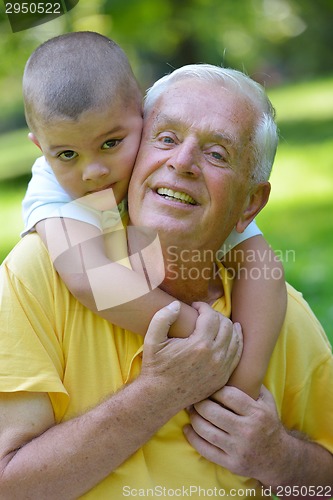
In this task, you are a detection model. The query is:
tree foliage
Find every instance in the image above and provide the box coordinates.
[0,0,332,127]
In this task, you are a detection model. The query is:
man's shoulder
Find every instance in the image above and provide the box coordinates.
[266,282,332,391]
[2,234,53,281]
[285,282,331,351]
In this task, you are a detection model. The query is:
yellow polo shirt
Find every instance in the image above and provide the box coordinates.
[0,234,332,499]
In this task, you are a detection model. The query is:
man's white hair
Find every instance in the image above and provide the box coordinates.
[144,64,278,183]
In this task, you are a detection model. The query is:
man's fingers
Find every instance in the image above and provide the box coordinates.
[191,302,226,341]
[183,424,229,469]
[227,322,243,371]
[144,301,181,345]
[257,385,277,409]
[210,385,253,416]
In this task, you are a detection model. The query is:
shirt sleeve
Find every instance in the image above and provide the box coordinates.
[218,220,263,257]
[0,236,70,421]
[21,156,103,236]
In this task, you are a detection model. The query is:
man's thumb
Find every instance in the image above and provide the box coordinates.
[144,301,181,345]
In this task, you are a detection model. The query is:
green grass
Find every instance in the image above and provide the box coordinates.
[0,176,28,255]
[0,77,333,345]
[0,128,37,179]
[0,129,37,257]
[258,77,333,342]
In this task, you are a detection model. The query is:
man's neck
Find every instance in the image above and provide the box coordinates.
[160,244,224,305]
[126,227,224,305]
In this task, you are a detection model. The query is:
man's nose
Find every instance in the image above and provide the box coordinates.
[166,141,201,176]
[82,162,109,181]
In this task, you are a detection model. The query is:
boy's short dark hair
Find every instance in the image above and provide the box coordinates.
[23,31,142,133]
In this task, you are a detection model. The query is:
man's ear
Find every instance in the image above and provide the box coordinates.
[28,132,42,151]
[235,182,271,233]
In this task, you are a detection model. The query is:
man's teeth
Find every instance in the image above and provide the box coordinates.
[157,187,196,205]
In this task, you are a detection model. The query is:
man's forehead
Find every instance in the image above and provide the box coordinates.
[146,108,239,146]
[148,97,249,146]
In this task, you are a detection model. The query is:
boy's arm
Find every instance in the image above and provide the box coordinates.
[36,218,198,338]
[222,235,287,399]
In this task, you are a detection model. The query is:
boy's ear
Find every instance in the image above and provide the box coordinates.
[235,182,271,233]
[28,132,42,150]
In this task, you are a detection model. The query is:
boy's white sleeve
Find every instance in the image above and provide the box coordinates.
[218,221,263,258]
[21,157,103,236]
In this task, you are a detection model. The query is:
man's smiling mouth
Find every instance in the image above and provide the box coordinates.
[156,187,197,205]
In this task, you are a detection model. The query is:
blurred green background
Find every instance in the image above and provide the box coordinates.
[0,0,332,344]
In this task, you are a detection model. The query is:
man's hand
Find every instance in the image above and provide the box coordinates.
[184,385,333,491]
[184,385,282,478]
[141,301,243,411]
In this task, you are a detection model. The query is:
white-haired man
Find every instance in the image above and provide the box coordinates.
[0,64,332,499]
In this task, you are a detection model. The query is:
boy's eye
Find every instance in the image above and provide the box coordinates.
[102,139,121,149]
[58,150,78,161]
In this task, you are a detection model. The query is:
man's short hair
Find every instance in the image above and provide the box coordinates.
[144,64,278,183]
[23,31,142,133]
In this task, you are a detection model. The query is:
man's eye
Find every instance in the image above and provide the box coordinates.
[58,150,78,161]
[161,136,174,144]
[211,151,223,160]
[156,134,177,147]
[206,147,228,165]
[102,139,121,149]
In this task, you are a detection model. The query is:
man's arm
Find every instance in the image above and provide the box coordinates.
[184,386,333,496]
[0,303,242,499]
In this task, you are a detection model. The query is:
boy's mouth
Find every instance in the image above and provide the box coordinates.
[88,183,116,194]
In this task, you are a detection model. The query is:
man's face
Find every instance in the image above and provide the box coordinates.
[128,78,261,252]
[30,101,143,204]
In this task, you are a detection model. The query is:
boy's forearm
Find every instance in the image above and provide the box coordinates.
[224,235,287,399]
[72,276,198,338]
[227,264,287,398]
[37,219,198,338]
[63,245,199,338]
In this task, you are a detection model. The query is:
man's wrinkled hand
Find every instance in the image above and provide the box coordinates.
[141,301,243,412]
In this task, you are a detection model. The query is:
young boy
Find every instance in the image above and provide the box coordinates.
[22,31,286,399]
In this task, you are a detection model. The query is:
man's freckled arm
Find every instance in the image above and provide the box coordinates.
[0,302,241,499]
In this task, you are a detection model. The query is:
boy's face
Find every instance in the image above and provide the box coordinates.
[30,101,143,203]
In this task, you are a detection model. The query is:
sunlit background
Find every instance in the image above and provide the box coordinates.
[0,0,332,342]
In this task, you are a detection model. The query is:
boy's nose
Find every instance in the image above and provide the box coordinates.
[82,162,109,181]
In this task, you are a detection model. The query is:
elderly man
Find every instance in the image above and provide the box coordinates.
[0,65,332,499]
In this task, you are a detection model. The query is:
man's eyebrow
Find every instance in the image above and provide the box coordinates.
[151,113,180,129]
[152,113,236,145]
[207,131,236,145]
